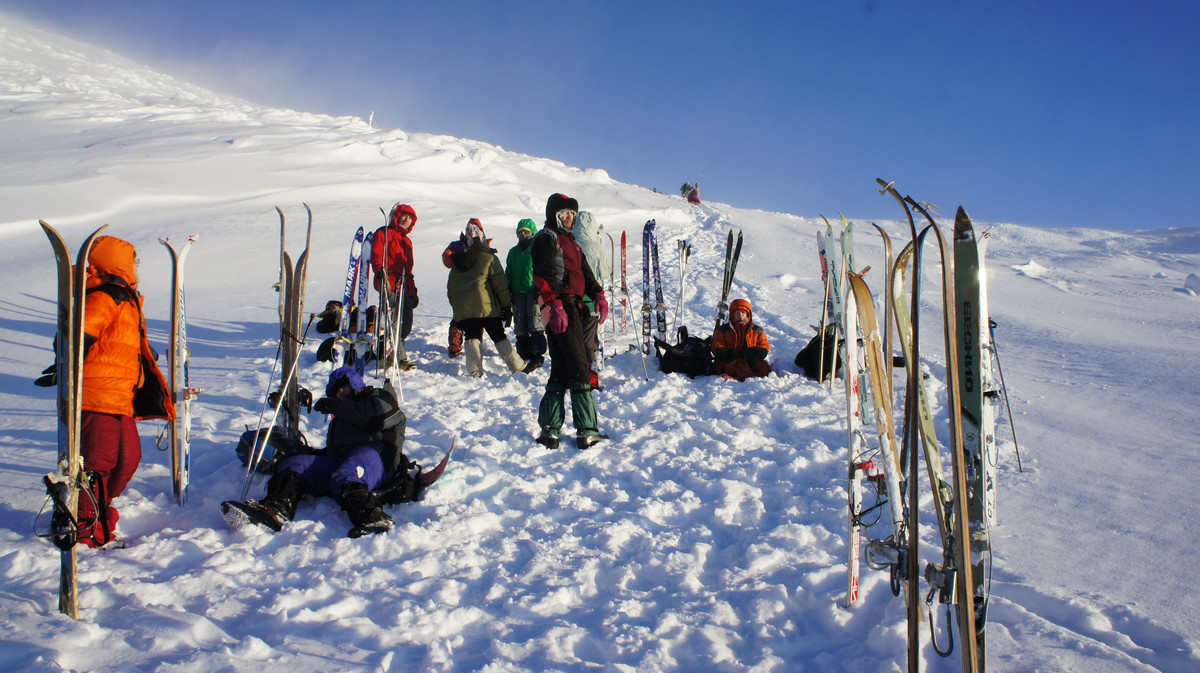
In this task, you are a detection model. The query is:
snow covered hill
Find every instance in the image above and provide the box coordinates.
[1,14,1198,673]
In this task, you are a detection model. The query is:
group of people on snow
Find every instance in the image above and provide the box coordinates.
[44,191,774,543]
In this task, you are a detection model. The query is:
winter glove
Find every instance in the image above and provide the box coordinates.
[406,293,420,310]
[546,299,568,334]
[313,397,337,415]
[501,305,513,327]
[34,364,56,387]
[594,291,609,324]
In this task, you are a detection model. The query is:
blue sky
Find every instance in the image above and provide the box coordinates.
[3,1,1197,230]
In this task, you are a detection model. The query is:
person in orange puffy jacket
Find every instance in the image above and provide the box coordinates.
[370,203,420,369]
[77,235,173,548]
[711,298,772,381]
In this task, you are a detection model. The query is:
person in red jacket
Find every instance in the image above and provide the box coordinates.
[370,203,419,370]
[711,298,772,381]
[77,236,173,547]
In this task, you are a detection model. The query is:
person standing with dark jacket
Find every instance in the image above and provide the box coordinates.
[531,193,609,450]
[447,219,534,377]
[440,217,491,359]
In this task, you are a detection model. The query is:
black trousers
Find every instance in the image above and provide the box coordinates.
[546,297,591,387]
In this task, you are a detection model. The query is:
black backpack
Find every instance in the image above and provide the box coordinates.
[795,324,842,381]
[235,425,310,474]
[654,326,714,378]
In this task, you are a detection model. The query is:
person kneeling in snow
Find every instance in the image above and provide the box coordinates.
[712,298,772,381]
[221,367,418,538]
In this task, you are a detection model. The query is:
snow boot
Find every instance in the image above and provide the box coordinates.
[497,338,535,374]
[576,433,608,450]
[337,482,394,538]
[515,334,534,361]
[537,382,567,444]
[464,339,485,377]
[569,384,603,449]
[220,470,305,532]
[448,322,463,358]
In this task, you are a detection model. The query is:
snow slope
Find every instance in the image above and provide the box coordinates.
[1,14,1198,673]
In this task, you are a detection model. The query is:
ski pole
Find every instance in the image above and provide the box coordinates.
[241,314,314,499]
[817,255,832,383]
[988,318,1023,472]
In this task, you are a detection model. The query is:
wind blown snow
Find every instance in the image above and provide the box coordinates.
[1,14,1198,673]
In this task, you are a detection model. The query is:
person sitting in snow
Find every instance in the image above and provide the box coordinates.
[221,367,419,538]
[711,298,771,381]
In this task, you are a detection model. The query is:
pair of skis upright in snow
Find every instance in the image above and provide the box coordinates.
[39,222,200,619]
[834,179,1008,672]
[241,205,314,499]
[319,226,376,375]
[159,235,201,507]
[636,219,740,378]
[38,221,107,620]
[641,220,667,358]
[821,213,901,613]
[713,228,743,332]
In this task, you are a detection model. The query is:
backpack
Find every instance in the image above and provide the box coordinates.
[234,425,309,474]
[795,324,842,381]
[654,326,714,378]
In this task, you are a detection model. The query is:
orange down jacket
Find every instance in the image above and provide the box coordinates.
[711,298,770,360]
[81,236,173,420]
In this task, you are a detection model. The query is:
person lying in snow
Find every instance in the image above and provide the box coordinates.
[221,367,419,538]
[711,298,772,381]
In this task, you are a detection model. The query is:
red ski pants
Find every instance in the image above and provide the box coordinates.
[717,358,772,382]
[78,411,141,546]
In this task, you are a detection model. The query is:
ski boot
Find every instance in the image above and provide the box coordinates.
[338,482,394,538]
[221,471,304,532]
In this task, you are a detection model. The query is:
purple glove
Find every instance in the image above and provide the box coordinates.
[594,291,609,324]
[545,299,568,334]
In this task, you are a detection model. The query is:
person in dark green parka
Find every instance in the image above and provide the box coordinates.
[505,218,546,367]
[447,219,538,377]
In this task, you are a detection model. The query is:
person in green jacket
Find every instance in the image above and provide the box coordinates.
[505,218,547,368]
[447,219,537,377]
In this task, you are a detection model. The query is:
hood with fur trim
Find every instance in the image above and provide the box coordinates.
[544,193,579,229]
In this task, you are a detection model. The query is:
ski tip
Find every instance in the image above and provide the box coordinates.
[417,438,456,487]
